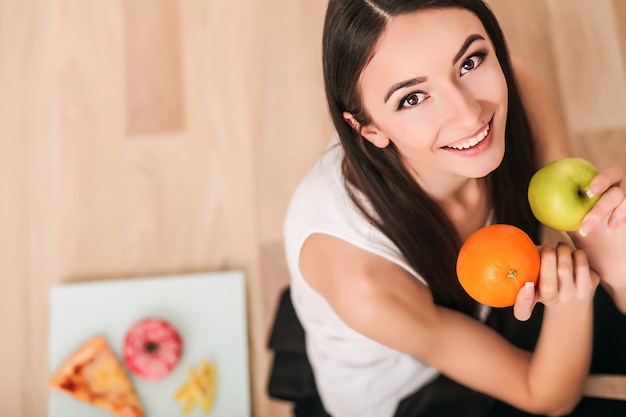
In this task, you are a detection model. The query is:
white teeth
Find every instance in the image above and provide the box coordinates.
[447,124,489,150]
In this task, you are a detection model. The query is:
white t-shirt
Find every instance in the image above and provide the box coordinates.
[284,140,441,417]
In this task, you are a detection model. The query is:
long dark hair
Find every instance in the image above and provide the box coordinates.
[322,0,540,316]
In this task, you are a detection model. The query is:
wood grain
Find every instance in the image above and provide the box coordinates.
[125,0,184,135]
[546,0,626,133]
[1,1,625,417]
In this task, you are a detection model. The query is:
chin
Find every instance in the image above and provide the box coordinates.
[466,142,505,178]
[483,129,507,171]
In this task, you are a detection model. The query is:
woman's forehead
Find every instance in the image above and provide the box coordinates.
[361,8,489,86]
[374,8,486,61]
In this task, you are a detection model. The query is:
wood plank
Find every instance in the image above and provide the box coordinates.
[59,0,128,280]
[260,241,294,417]
[546,0,626,133]
[3,1,624,417]
[0,0,61,416]
[124,0,184,136]
[613,0,626,75]
[253,0,333,243]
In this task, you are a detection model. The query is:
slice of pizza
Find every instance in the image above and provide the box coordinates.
[49,335,146,417]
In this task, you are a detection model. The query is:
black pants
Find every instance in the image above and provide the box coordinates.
[394,285,626,417]
[267,286,626,417]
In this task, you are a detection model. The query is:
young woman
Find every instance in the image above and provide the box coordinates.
[282,1,626,416]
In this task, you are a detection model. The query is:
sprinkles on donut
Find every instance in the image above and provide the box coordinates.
[123,317,183,380]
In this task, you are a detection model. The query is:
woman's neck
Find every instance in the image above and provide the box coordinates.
[425,176,491,241]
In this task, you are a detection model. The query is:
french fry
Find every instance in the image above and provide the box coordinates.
[173,359,217,415]
[174,382,191,401]
[182,397,195,415]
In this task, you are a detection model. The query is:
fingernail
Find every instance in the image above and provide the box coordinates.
[586,183,603,198]
[523,282,535,299]
[579,219,596,237]
[608,216,619,229]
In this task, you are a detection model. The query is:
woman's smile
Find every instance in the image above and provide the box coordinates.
[441,118,493,156]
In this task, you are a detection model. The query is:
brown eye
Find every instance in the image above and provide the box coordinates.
[460,51,487,76]
[462,58,477,72]
[407,95,419,106]
[399,91,429,109]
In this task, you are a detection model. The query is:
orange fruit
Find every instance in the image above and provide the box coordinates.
[456,224,540,308]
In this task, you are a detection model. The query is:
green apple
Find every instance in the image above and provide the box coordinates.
[527,157,600,231]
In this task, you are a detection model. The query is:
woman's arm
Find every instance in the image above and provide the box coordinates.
[300,233,597,416]
[569,190,626,314]
[512,56,626,313]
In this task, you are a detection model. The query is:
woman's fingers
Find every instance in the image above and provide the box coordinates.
[555,242,576,299]
[571,249,599,299]
[513,282,536,321]
[607,197,626,229]
[587,165,623,197]
[536,243,599,306]
[579,165,625,236]
[538,244,558,304]
[579,186,626,236]
[535,242,599,309]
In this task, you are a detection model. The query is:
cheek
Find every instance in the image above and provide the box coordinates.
[491,69,508,104]
[385,125,435,156]
[474,64,508,104]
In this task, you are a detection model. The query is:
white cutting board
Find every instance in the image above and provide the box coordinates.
[48,271,250,417]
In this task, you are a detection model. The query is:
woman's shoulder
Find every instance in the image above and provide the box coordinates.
[284,137,421,281]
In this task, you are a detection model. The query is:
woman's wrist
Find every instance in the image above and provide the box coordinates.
[533,298,594,410]
[543,297,595,317]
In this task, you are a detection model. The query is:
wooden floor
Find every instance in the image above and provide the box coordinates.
[0,1,624,417]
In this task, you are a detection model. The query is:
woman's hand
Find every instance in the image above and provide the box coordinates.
[568,166,626,312]
[513,243,599,321]
[577,166,626,237]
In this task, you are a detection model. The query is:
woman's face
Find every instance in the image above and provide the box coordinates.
[354,8,508,189]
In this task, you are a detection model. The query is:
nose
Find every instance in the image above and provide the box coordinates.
[441,82,481,128]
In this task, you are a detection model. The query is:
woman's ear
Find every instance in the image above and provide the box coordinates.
[342,112,390,148]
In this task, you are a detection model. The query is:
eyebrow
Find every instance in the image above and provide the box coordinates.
[383,34,487,104]
[384,77,427,103]
[452,34,486,64]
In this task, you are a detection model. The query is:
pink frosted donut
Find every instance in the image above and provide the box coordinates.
[123,317,183,380]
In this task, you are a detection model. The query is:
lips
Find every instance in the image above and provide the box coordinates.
[443,122,491,151]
